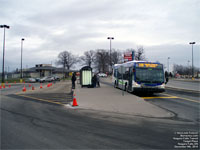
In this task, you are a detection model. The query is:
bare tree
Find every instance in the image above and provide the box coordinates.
[111,50,123,65]
[135,46,146,61]
[80,50,96,67]
[95,49,109,73]
[57,51,77,70]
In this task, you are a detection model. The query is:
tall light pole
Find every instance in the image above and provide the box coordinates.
[107,37,114,74]
[187,60,190,76]
[0,25,10,83]
[189,42,195,78]
[21,38,25,80]
[167,57,170,73]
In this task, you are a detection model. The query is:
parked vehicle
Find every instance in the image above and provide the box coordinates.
[35,78,41,82]
[53,76,60,81]
[25,78,36,83]
[98,73,107,77]
[40,76,53,82]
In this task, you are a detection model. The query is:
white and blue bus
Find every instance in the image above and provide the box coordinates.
[112,60,166,93]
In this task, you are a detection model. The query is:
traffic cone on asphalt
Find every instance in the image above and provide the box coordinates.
[9,85,11,88]
[14,81,16,84]
[0,85,2,89]
[40,83,43,89]
[3,85,5,88]
[32,86,35,90]
[22,86,26,92]
[72,92,78,107]
[29,84,31,87]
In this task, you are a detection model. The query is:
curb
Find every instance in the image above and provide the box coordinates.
[165,86,200,94]
[170,79,200,83]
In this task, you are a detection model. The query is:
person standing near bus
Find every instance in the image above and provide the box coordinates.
[71,72,76,89]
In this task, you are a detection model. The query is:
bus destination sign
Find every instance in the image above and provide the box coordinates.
[137,63,161,68]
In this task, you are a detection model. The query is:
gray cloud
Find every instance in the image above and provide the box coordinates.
[0,0,199,72]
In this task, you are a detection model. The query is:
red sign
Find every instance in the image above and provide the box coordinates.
[124,52,132,62]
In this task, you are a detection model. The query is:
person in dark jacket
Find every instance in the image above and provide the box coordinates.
[71,72,76,89]
[92,74,97,88]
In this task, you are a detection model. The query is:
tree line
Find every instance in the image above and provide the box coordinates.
[173,64,199,76]
[56,46,146,73]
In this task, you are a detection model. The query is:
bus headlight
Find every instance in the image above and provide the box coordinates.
[133,82,140,87]
[161,83,165,88]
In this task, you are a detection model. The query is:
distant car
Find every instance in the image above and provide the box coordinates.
[40,76,53,82]
[25,78,36,83]
[98,73,107,77]
[35,78,41,82]
[53,76,60,81]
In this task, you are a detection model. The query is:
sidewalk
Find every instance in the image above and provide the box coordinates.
[75,83,173,118]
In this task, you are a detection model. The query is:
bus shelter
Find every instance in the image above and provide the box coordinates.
[80,66,92,87]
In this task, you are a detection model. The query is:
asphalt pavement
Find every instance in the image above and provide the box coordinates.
[1,92,199,149]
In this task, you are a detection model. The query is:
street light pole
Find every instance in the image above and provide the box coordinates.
[107,37,114,74]
[21,38,25,80]
[167,57,170,73]
[189,42,195,78]
[0,25,10,83]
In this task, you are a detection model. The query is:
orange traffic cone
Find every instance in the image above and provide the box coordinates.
[32,86,35,90]
[29,84,31,87]
[22,86,26,92]
[72,92,78,107]
[14,81,16,84]
[9,85,11,88]
[3,85,5,88]
[47,83,50,87]
[40,84,43,89]
[0,85,2,89]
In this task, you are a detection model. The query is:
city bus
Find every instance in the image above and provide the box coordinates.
[112,60,167,93]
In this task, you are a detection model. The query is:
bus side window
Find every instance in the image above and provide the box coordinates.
[114,69,117,77]
[124,71,129,80]
[117,70,122,79]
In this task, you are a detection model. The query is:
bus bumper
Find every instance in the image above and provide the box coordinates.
[133,87,165,93]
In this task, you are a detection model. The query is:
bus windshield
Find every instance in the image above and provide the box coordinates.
[135,68,164,83]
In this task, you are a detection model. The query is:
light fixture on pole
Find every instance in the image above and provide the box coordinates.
[0,25,10,83]
[107,37,114,74]
[21,38,25,80]
[189,42,195,78]
[167,57,170,73]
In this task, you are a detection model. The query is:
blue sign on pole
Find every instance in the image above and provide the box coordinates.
[132,51,134,60]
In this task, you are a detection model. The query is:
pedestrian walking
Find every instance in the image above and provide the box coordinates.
[96,74,100,87]
[71,72,76,89]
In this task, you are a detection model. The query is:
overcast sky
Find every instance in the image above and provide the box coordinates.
[0,0,199,72]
